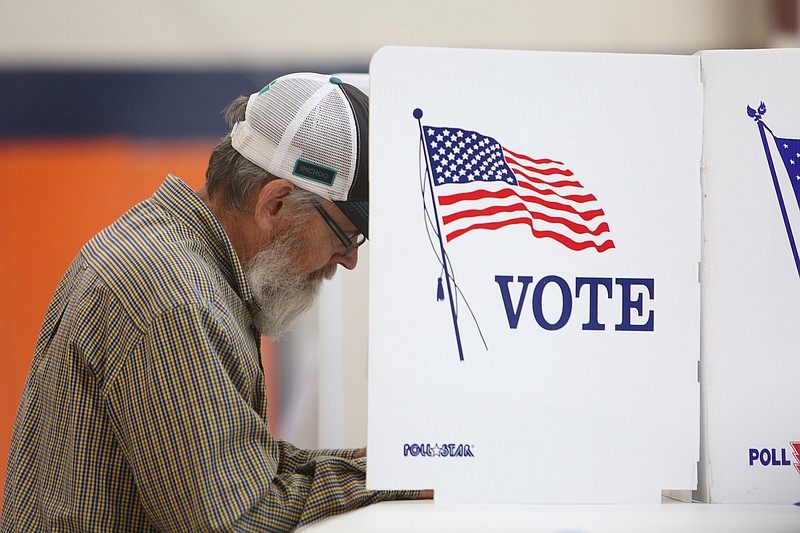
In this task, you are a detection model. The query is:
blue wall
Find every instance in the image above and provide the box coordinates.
[0,66,366,138]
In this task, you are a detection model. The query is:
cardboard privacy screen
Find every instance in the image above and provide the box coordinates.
[367,46,701,503]
[699,49,800,504]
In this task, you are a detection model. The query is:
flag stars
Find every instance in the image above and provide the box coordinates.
[424,126,517,188]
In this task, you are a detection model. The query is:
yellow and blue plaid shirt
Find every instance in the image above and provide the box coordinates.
[2,175,417,531]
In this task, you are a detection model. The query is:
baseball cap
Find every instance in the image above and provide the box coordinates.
[230,72,370,237]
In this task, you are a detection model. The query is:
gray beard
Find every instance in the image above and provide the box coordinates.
[244,227,337,339]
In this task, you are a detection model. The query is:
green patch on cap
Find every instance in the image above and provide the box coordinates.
[293,158,337,186]
[258,81,277,95]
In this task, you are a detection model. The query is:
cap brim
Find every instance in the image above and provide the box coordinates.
[335,200,369,239]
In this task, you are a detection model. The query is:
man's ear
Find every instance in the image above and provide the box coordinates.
[254,178,296,233]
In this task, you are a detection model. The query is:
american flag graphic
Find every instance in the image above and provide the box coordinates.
[422,125,615,252]
[749,102,800,280]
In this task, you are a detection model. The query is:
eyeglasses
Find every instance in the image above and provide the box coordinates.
[312,200,366,256]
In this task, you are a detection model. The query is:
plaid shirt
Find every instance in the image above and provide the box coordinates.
[3,175,417,531]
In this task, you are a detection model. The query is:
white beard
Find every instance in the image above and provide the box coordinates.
[244,225,337,339]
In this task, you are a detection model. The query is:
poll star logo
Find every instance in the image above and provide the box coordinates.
[403,442,475,458]
[749,102,800,281]
[793,442,800,475]
[749,441,800,476]
[413,108,656,362]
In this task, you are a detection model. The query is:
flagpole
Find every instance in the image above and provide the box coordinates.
[414,108,464,361]
[755,116,800,279]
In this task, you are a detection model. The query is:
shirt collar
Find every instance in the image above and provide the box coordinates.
[151,174,255,307]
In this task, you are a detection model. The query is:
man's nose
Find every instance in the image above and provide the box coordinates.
[333,248,358,270]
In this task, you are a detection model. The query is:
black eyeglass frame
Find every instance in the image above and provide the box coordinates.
[312,200,366,256]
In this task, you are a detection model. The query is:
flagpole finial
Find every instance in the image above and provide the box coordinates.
[747,101,767,122]
[413,108,423,119]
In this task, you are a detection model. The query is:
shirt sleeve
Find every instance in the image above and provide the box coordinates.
[104,303,418,532]
[275,439,359,471]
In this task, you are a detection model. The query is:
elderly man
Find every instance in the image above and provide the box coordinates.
[3,73,423,532]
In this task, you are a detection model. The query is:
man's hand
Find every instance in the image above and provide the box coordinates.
[355,447,367,459]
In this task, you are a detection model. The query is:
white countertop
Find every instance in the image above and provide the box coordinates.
[299,499,800,533]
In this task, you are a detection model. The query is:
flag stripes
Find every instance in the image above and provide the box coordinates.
[422,124,615,252]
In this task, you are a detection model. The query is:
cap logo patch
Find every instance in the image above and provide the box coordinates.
[293,158,337,186]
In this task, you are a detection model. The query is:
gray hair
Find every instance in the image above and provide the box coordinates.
[205,95,317,215]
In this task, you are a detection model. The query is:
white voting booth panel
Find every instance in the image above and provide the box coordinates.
[700,49,800,504]
[367,46,701,503]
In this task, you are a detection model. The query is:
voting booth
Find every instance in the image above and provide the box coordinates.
[365,45,800,505]
[366,46,701,504]
[700,49,800,504]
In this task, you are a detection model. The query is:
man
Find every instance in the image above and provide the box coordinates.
[2,73,423,531]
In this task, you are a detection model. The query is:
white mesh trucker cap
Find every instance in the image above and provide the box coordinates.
[230,72,370,237]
